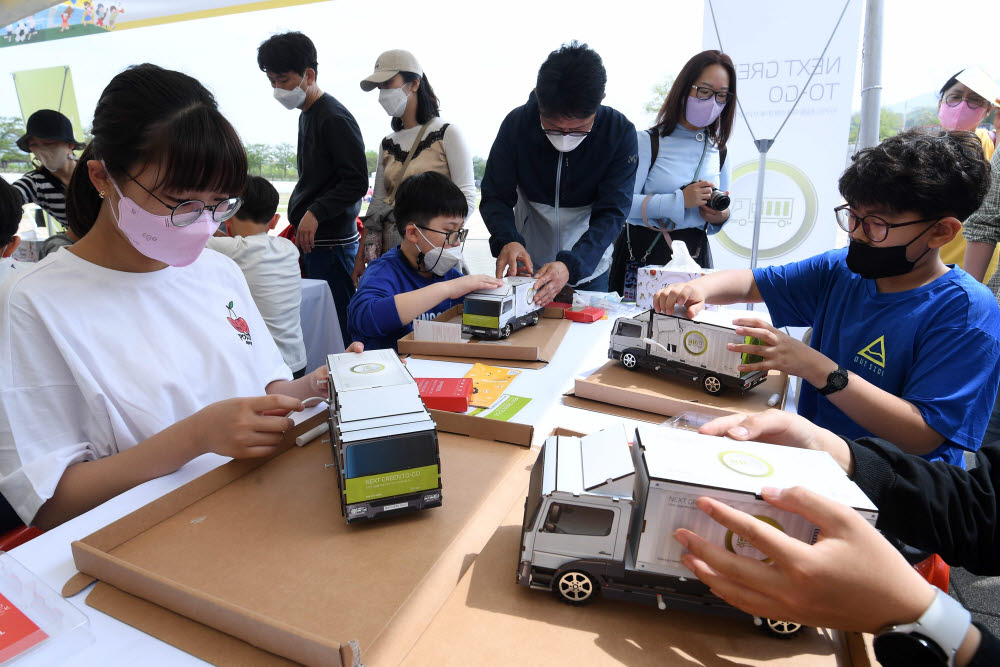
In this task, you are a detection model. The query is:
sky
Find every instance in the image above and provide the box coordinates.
[0,0,997,159]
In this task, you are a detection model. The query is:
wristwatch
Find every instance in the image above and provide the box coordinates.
[817,365,849,396]
[873,588,972,666]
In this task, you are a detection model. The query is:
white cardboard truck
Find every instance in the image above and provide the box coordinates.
[608,309,768,395]
[326,349,442,523]
[517,424,878,637]
[462,276,543,339]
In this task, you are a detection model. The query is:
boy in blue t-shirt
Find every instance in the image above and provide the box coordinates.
[654,128,1000,467]
[347,172,503,351]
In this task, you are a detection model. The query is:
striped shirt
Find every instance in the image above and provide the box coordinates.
[11,170,67,225]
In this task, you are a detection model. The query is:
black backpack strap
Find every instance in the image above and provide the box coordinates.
[646,128,659,176]
[720,145,727,169]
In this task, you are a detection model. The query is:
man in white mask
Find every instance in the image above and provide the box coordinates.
[347,172,502,351]
[481,41,638,306]
[257,31,369,343]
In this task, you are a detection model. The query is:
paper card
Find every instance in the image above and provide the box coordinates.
[468,395,531,421]
[464,363,521,407]
[464,364,521,382]
[0,592,48,662]
[413,319,466,344]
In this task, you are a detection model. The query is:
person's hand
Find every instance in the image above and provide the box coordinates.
[345,341,364,353]
[674,486,936,634]
[297,211,319,253]
[653,281,706,318]
[532,261,569,305]
[189,395,301,459]
[728,318,836,387]
[351,245,367,287]
[699,409,854,474]
[682,180,714,208]
[496,242,533,279]
[445,274,505,300]
[699,203,730,225]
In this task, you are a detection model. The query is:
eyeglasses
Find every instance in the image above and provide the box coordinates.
[834,204,939,243]
[692,85,732,105]
[417,226,468,245]
[126,174,243,227]
[942,93,988,110]
[539,120,592,138]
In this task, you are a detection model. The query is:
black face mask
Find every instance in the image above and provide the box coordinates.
[845,223,937,279]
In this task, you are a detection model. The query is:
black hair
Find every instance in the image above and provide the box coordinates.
[393,171,468,235]
[535,41,607,119]
[65,64,247,240]
[939,71,963,97]
[839,128,990,221]
[0,180,22,246]
[652,50,737,152]
[257,31,318,77]
[234,175,279,224]
[390,72,441,132]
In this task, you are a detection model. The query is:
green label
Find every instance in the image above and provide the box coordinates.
[741,336,764,377]
[344,464,439,504]
[483,395,530,421]
[462,313,500,329]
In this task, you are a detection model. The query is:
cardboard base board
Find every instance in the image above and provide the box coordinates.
[397,305,569,366]
[561,392,666,424]
[67,427,533,666]
[574,361,788,419]
[401,501,870,666]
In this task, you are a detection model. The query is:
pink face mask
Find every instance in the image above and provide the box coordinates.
[104,165,215,267]
[938,101,986,131]
[685,95,726,129]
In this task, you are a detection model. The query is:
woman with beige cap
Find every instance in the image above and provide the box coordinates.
[352,49,475,284]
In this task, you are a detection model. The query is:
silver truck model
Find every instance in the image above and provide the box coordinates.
[462,276,543,339]
[608,309,768,395]
[326,349,441,523]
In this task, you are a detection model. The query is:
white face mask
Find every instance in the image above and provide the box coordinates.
[416,228,464,276]
[378,86,410,118]
[273,77,307,110]
[33,145,72,172]
[545,133,587,152]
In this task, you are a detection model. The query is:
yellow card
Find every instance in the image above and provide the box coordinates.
[464,364,521,408]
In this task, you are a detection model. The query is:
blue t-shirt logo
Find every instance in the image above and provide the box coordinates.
[857,335,886,369]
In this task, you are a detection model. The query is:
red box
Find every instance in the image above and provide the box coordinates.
[565,306,605,323]
[416,378,474,413]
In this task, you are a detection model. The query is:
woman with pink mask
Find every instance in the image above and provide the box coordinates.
[609,50,736,298]
[935,67,999,275]
[0,64,361,531]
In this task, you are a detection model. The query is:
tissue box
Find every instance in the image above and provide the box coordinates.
[635,266,712,309]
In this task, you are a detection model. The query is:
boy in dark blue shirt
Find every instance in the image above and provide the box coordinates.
[347,172,503,351]
[654,128,1000,467]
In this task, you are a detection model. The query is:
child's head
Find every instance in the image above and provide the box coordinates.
[0,180,22,258]
[394,172,468,241]
[839,128,989,224]
[227,175,279,237]
[67,64,247,263]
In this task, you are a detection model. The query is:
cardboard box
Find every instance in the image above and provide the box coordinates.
[400,492,872,666]
[635,265,711,309]
[63,412,537,666]
[397,305,569,367]
[573,360,787,419]
[632,425,878,578]
[416,378,473,412]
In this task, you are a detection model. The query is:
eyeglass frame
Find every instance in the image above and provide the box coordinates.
[941,92,989,110]
[416,225,469,246]
[124,173,243,227]
[691,85,732,105]
[834,204,940,243]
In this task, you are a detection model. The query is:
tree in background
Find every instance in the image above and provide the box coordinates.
[0,116,30,171]
[243,142,298,181]
[365,150,378,176]
[644,76,675,119]
[848,108,904,144]
[272,143,296,180]
[472,156,486,183]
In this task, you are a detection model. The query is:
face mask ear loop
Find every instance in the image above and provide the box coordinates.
[415,226,443,274]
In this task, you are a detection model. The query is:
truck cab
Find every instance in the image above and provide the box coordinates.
[462,276,542,339]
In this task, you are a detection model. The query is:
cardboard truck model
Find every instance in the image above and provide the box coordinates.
[462,276,543,339]
[325,349,442,523]
[609,309,768,395]
[517,424,878,638]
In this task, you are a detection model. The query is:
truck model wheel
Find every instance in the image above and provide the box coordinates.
[555,570,597,605]
[621,351,639,370]
[529,313,539,325]
[500,324,512,339]
[702,374,724,395]
[762,618,803,639]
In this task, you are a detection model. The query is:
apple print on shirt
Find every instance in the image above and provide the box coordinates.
[226,300,253,345]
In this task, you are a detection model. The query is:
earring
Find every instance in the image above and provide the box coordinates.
[99,190,105,199]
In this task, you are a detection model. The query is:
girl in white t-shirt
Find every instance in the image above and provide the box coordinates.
[0,64,356,529]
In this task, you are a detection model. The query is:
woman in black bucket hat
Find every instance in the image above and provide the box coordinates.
[12,109,85,258]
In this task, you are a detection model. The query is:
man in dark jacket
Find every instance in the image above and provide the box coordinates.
[480,41,637,305]
[258,32,368,341]
[676,409,1000,666]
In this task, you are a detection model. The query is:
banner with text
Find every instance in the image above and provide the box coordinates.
[703,0,863,269]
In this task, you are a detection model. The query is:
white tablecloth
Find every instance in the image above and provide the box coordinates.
[300,278,345,371]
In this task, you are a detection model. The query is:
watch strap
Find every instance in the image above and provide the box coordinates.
[879,588,971,666]
[818,365,848,396]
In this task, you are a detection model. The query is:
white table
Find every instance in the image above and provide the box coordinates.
[300,278,345,372]
[6,309,758,666]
